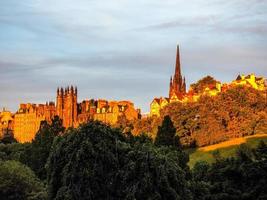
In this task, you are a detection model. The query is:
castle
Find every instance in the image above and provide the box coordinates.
[150,45,266,116]
[1,88,140,143]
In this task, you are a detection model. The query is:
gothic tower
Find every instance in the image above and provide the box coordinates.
[169,45,186,100]
[56,87,64,119]
[56,86,78,128]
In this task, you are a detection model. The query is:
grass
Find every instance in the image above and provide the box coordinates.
[187,134,267,168]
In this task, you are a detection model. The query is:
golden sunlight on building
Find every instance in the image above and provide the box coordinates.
[14,103,56,143]
[150,45,266,117]
[231,74,265,91]
[0,108,14,139]
[9,87,141,143]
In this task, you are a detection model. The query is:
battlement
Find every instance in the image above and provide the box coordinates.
[57,85,77,96]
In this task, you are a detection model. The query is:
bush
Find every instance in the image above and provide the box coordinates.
[0,160,47,200]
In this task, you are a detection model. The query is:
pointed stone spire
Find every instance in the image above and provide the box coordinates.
[174,45,181,78]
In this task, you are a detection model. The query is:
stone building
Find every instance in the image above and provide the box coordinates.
[150,45,267,116]
[14,102,56,143]
[231,74,265,90]
[56,86,78,128]
[0,108,14,139]
[56,86,141,128]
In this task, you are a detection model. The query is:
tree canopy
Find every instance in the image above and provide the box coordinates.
[0,160,47,200]
[46,121,190,200]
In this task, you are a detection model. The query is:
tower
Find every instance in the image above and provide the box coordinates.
[56,86,78,128]
[169,45,186,100]
[56,87,64,119]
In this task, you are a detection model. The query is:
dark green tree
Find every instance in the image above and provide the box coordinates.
[46,121,191,200]
[254,140,267,160]
[0,160,47,200]
[21,116,64,180]
[155,115,181,149]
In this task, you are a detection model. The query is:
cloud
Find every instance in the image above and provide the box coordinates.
[0,0,266,113]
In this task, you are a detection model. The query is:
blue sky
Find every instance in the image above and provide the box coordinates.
[0,0,266,113]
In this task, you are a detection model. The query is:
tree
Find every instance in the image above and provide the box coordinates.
[46,121,191,200]
[21,116,64,180]
[236,143,253,162]
[0,131,17,144]
[0,160,47,200]
[190,75,218,94]
[155,115,181,149]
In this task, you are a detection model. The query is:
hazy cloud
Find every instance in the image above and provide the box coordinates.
[0,0,266,113]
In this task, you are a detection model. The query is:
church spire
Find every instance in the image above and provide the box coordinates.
[169,45,186,99]
[175,45,181,77]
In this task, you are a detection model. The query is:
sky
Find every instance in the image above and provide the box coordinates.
[0,0,266,113]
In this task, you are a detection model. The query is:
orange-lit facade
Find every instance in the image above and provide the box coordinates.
[0,108,14,139]
[10,87,140,143]
[14,102,56,142]
[150,46,267,116]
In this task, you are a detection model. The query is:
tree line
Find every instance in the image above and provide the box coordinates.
[132,77,267,147]
[1,115,267,199]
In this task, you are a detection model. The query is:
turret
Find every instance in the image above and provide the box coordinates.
[182,76,186,93]
[56,87,64,119]
[71,85,74,94]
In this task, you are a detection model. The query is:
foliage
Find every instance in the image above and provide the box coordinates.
[0,142,30,162]
[188,135,267,168]
[190,75,218,93]
[0,134,18,144]
[132,84,267,147]
[132,116,161,140]
[191,141,267,200]
[46,121,190,200]
[155,115,181,149]
[0,160,47,200]
[161,86,267,147]
[21,116,64,180]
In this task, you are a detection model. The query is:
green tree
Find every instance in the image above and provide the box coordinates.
[46,121,191,200]
[21,116,64,180]
[0,160,47,200]
[236,143,253,162]
[155,115,181,149]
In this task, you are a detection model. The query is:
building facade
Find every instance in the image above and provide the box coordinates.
[150,45,267,116]
[14,102,56,142]
[0,108,14,139]
[9,87,140,143]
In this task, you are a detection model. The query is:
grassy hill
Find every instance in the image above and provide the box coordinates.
[187,134,267,168]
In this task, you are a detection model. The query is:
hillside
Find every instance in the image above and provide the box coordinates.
[133,84,267,148]
[188,134,267,168]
